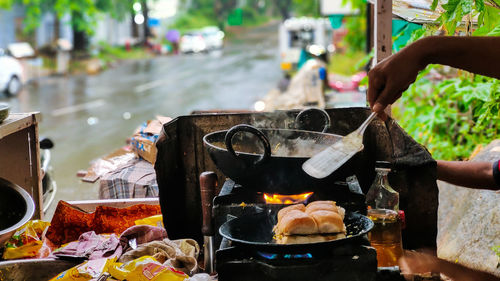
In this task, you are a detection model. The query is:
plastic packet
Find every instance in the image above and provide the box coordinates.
[108,256,188,281]
[134,214,164,228]
[48,258,113,281]
[2,220,50,259]
[46,200,162,246]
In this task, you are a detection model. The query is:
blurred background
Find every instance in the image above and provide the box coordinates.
[0,0,498,219]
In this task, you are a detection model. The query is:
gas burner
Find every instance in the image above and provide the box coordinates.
[212,177,382,281]
[216,242,378,281]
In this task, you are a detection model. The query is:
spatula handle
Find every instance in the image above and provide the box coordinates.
[356,112,377,135]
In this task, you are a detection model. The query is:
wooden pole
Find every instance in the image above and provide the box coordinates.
[373,0,392,116]
[374,0,392,63]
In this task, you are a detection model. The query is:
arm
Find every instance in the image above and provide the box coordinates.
[399,251,500,281]
[367,36,500,118]
[437,160,498,190]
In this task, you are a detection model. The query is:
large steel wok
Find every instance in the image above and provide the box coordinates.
[0,178,35,246]
[219,209,373,253]
[203,124,363,194]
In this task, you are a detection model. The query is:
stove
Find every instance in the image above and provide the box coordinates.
[217,242,378,281]
[154,108,441,280]
[213,178,385,281]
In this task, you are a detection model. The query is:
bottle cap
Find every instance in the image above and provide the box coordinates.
[398,210,406,229]
[375,161,392,169]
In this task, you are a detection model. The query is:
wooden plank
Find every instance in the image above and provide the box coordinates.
[374,0,393,116]
[374,0,392,63]
[0,130,37,217]
[367,3,374,53]
[28,120,43,219]
[0,112,42,219]
[0,113,40,140]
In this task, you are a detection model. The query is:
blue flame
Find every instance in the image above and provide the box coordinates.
[284,253,313,259]
[257,252,313,260]
[257,252,278,260]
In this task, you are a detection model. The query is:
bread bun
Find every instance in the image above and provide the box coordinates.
[274,201,347,244]
[337,206,346,220]
[305,203,338,214]
[309,210,345,234]
[307,200,336,208]
[305,201,345,220]
[275,210,318,235]
[276,233,346,244]
[277,204,305,221]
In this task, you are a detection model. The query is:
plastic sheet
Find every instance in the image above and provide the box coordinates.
[2,220,50,259]
[108,256,187,281]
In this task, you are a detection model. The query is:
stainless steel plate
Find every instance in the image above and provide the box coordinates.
[0,258,79,281]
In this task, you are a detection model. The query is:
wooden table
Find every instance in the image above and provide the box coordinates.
[0,112,42,219]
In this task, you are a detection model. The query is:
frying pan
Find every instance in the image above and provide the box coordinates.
[219,209,373,253]
[203,126,355,194]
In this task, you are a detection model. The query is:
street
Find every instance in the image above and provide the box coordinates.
[1,23,281,217]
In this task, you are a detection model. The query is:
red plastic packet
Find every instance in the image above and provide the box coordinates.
[46,201,162,246]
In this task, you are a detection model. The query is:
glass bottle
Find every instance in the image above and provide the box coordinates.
[366,161,403,267]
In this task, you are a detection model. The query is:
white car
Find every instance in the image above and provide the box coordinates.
[0,49,23,96]
[180,32,207,54]
[201,26,224,50]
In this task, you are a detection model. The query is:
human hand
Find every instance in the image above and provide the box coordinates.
[399,250,500,281]
[367,39,428,120]
[398,250,440,275]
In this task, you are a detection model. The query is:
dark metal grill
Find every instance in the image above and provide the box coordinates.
[213,178,380,281]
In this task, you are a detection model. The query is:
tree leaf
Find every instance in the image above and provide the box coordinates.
[442,0,463,34]
[486,23,500,35]
[462,0,473,14]
[475,0,485,11]
[431,0,439,10]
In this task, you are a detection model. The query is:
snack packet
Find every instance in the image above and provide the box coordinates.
[2,220,50,259]
[134,214,164,228]
[46,200,161,246]
[108,256,188,281]
[49,258,113,281]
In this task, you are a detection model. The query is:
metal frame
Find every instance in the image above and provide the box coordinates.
[0,112,42,219]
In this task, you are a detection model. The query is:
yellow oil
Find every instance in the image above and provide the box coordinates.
[367,209,403,267]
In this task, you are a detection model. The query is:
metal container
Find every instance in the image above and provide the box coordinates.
[0,178,35,246]
[203,124,346,194]
[0,258,79,281]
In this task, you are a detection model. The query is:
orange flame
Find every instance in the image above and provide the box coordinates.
[263,192,314,204]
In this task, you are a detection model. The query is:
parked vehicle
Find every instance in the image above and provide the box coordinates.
[180,32,207,54]
[201,26,225,50]
[40,138,57,214]
[0,49,23,96]
[279,18,333,72]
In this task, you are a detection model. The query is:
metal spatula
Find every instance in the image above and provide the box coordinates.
[302,112,377,179]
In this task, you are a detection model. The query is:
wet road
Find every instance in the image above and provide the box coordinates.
[2,23,281,217]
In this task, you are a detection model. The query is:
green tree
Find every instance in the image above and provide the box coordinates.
[292,0,320,17]
[393,0,500,160]
[0,0,140,49]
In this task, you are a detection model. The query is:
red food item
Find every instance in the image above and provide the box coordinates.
[45,201,162,246]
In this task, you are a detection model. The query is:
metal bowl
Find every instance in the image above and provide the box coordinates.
[0,103,10,123]
[0,178,35,246]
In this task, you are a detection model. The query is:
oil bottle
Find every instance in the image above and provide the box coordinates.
[365,161,403,267]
